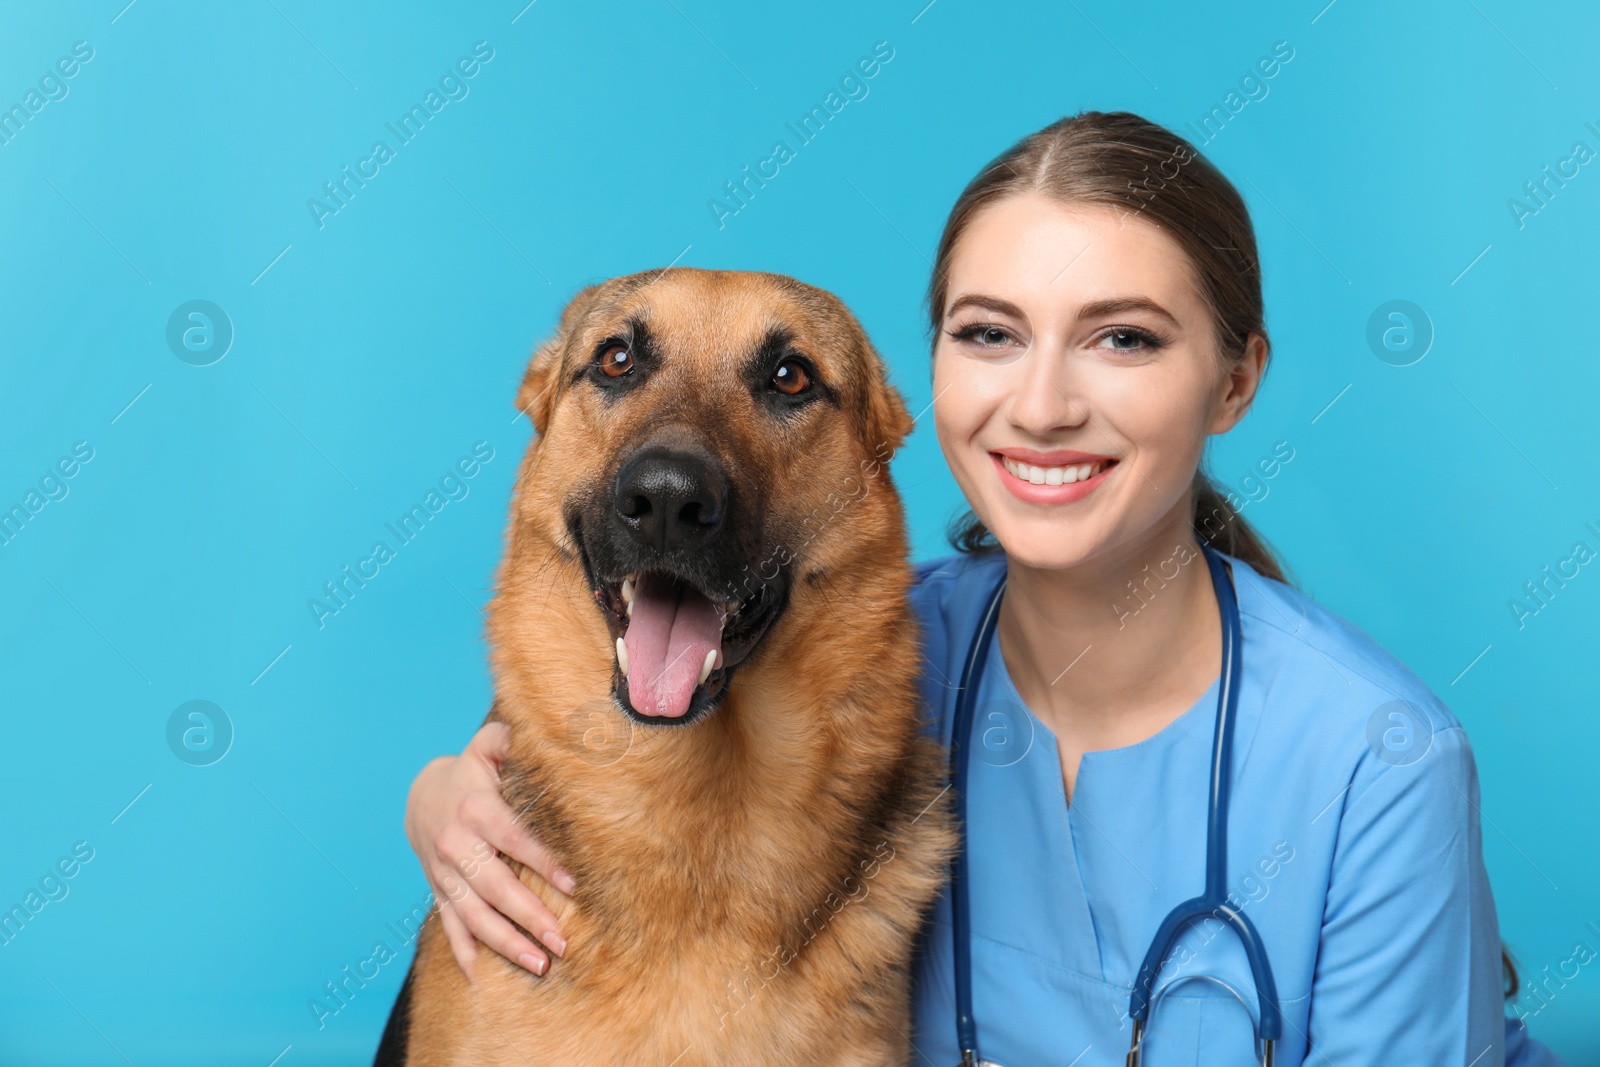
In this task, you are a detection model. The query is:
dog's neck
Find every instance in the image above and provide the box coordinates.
[486,536,923,951]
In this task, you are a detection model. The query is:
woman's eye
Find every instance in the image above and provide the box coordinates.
[1094,328,1162,353]
[771,358,811,395]
[598,344,633,377]
[951,324,1014,348]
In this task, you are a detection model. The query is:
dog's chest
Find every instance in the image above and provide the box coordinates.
[462,942,852,1065]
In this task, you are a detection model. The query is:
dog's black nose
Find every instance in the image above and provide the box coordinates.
[613,448,727,552]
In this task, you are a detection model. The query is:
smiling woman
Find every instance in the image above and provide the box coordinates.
[931,196,1258,569]
[927,117,1280,579]
[902,110,1560,1067]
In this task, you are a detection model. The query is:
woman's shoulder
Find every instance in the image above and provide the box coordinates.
[907,549,1008,739]
[1229,553,1460,717]
[1224,550,1472,787]
[912,548,1002,590]
[910,550,1006,642]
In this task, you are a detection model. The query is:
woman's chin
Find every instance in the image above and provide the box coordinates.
[981,517,1104,572]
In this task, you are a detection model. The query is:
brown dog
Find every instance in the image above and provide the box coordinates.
[377,268,956,1065]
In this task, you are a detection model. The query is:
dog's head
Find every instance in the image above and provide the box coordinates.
[506,268,913,729]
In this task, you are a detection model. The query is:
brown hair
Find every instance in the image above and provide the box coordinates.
[927,109,1524,1000]
[929,110,1286,585]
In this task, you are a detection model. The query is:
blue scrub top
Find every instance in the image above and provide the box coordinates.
[905,547,1562,1067]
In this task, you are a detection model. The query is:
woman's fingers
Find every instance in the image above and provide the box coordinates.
[459,724,578,895]
[444,877,550,976]
[466,720,512,771]
[434,821,563,964]
[461,787,577,896]
[436,892,479,982]
[467,852,568,958]
[405,721,570,979]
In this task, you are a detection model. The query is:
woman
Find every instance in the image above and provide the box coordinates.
[405,112,1560,1064]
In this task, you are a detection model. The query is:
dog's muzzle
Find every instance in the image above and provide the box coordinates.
[577,440,789,728]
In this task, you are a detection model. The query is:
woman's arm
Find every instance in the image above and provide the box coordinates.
[405,721,576,980]
[1305,721,1561,1064]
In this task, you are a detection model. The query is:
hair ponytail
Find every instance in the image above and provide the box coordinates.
[1190,470,1288,583]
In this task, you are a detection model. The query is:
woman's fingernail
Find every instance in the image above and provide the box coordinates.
[542,929,567,957]
[555,868,576,894]
[518,952,547,975]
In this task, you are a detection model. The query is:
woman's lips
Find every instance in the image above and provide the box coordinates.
[991,451,1118,504]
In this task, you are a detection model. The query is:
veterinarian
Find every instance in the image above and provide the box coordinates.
[404,112,1562,1065]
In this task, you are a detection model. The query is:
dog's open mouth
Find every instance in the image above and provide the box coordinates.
[590,567,785,725]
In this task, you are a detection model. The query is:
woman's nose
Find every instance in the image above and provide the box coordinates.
[1007,347,1087,435]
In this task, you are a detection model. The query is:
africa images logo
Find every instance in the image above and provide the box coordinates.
[306,442,495,629]
[306,42,495,230]
[706,41,895,230]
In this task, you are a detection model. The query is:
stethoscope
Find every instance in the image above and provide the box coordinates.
[948,540,1282,1067]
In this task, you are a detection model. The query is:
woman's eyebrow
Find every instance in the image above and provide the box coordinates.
[945,292,1181,329]
[1075,296,1181,329]
[944,293,1026,321]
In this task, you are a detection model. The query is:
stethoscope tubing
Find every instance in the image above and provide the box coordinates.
[947,541,1281,1067]
[948,564,1006,1061]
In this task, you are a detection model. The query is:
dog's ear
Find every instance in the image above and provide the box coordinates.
[858,342,916,460]
[517,284,601,435]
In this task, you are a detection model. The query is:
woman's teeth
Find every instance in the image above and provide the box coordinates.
[1001,456,1109,485]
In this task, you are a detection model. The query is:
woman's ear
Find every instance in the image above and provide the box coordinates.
[1211,332,1270,434]
[517,284,601,435]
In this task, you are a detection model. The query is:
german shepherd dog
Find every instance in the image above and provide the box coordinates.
[376,269,956,1065]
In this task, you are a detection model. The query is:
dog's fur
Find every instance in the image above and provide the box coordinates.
[380,269,956,1066]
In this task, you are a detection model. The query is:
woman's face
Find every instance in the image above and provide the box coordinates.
[932,193,1257,571]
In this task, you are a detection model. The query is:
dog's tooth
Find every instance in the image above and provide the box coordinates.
[698,648,716,685]
[621,577,635,605]
[626,597,634,617]
[616,636,629,674]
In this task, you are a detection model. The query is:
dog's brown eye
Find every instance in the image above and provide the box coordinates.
[771,359,810,395]
[599,344,633,377]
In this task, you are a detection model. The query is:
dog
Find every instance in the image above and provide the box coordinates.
[376,268,957,1065]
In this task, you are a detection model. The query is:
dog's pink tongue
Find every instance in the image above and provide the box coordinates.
[624,573,724,718]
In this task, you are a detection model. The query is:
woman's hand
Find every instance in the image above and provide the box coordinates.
[405,721,577,981]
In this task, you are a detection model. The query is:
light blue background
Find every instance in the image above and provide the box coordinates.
[1,1,1596,1063]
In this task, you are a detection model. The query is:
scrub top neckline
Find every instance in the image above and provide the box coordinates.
[983,597,1225,772]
